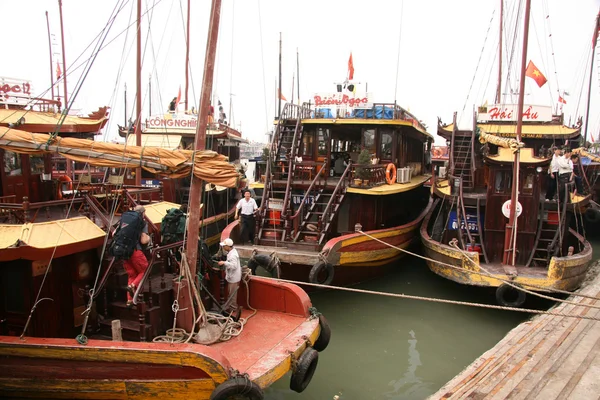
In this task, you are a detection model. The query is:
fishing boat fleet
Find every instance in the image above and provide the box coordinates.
[1,0,599,398]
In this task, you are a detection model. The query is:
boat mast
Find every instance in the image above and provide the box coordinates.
[503,0,531,266]
[296,47,300,104]
[148,75,152,115]
[45,11,55,101]
[184,0,191,111]
[495,0,504,104]
[185,0,222,276]
[124,83,127,126]
[278,32,282,118]
[134,0,142,185]
[58,0,68,107]
[583,10,600,143]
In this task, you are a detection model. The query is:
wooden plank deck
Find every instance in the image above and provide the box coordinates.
[429,264,600,399]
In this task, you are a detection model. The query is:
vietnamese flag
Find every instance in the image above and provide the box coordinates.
[278,88,287,102]
[525,61,547,88]
[558,95,567,104]
[56,62,62,79]
[348,52,354,80]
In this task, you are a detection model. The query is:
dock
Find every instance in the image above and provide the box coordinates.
[429,264,600,399]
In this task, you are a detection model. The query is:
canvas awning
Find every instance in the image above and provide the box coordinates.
[126,134,182,150]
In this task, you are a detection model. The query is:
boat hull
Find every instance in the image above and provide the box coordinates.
[420,205,593,291]
[223,197,434,286]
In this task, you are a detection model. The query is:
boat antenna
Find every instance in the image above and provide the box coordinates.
[45,11,55,101]
[124,82,128,126]
[583,10,600,144]
[185,0,222,275]
[58,0,68,108]
[296,47,300,104]
[393,0,404,103]
[278,32,282,118]
[503,0,531,266]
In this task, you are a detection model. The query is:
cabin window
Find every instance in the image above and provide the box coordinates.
[522,173,534,195]
[494,171,512,194]
[317,128,329,156]
[301,131,314,158]
[30,155,45,174]
[4,151,22,176]
[0,263,26,313]
[380,130,393,160]
[362,129,376,154]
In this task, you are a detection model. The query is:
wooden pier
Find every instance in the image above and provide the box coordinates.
[429,265,600,399]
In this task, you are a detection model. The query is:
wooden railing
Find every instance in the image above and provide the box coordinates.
[319,161,352,242]
[287,163,326,240]
[348,164,387,187]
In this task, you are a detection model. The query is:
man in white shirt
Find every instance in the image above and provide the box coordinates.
[545,147,561,201]
[235,190,258,244]
[217,238,241,312]
[556,149,573,204]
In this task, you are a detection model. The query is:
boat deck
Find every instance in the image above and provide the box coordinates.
[211,309,313,378]
[429,265,600,399]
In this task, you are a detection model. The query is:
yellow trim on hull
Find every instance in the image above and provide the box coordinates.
[347,174,430,195]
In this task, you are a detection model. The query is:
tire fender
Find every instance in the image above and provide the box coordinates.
[308,261,334,286]
[312,314,331,352]
[495,283,526,308]
[290,347,319,393]
[210,376,264,400]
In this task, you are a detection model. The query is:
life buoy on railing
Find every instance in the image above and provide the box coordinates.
[56,175,73,200]
[290,347,319,393]
[385,163,397,185]
[308,261,334,286]
[495,283,526,307]
[247,252,281,279]
[210,375,264,400]
[432,148,443,158]
[312,314,331,352]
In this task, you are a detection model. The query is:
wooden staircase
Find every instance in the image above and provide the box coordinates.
[462,197,489,263]
[452,134,475,189]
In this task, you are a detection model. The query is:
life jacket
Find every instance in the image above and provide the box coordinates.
[109,211,145,260]
[160,208,187,244]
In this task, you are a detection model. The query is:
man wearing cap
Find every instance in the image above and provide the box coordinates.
[217,238,241,312]
[235,190,258,244]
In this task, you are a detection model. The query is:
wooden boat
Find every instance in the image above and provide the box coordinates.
[222,84,434,286]
[421,0,593,306]
[0,2,328,398]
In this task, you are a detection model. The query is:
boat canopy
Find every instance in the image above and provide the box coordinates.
[0,108,109,133]
[0,127,240,187]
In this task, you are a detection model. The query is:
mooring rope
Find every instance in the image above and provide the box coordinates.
[356,230,600,305]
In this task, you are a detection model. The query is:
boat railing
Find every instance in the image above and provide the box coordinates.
[319,161,352,242]
[280,103,311,120]
[349,163,387,187]
[287,162,327,239]
[281,117,304,223]
[0,196,85,223]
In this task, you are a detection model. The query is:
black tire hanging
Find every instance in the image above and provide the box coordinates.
[210,376,264,400]
[248,253,281,279]
[312,314,331,352]
[290,347,319,393]
[308,261,334,286]
[495,283,526,308]
[584,207,600,224]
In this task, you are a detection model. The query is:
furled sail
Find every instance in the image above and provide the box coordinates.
[0,127,240,187]
[478,130,524,153]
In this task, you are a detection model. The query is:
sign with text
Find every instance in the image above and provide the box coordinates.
[448,211,480,233]
[0,77,33,106]
[477,104,552,123]
[312,92,373,109]
[145,114,198,131]
[502,200,523,219]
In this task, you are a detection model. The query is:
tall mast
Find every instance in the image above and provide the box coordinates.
[134,0,142,185]
[584,10,600,143]
[296,47,300,104]
[495,0,504,104]
[184,0,191,111]
[278,32,282,118]
[148,75,152,115]
[503,0,531,266]
[58,0,68,107]
[45,11,55,101]
[124,83,127,126]
[185,0,222,276]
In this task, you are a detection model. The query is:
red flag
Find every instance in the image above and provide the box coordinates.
[525,61,547,88]
[558,95,567,104]
[591,133,595,143]
[175,86,181,109]
[348,52,354,80]
[278,88,287,101]
[56,62,62,79]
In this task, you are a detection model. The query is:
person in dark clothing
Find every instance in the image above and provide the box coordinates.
[235,190,258,244]
[571,154,584,195]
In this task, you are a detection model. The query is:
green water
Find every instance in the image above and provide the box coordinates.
[264,238,600,400]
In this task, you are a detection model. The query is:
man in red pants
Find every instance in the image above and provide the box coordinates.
[123,205,150,307]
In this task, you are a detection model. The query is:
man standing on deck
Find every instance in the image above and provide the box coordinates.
[235,189,258,244]
[556,149,574,204]
[217,238,241,312]
[545,147,561,201]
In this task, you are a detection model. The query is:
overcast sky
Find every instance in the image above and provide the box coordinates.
[3,0,600,144]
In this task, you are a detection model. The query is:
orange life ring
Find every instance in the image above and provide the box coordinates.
[432,148,443,158]
[385,163,397,185]
[57,175,73,200]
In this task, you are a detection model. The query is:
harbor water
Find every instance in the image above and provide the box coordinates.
[264,237,600,400]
